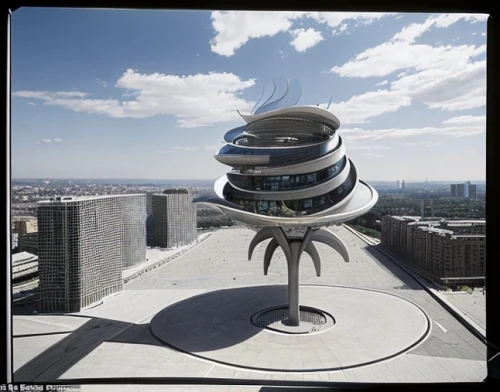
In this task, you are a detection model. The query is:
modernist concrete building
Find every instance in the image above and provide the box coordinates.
[146,192,156,246]
[37,194,146,313]
[12,251,38,285]
[120,194,147,268]
[152,189,197,248]
[196,78,378,327]
[381,215,485,286]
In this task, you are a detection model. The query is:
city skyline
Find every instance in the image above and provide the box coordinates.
[12,9,486,181]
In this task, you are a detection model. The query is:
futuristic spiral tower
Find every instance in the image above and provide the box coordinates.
[195,78,378,328]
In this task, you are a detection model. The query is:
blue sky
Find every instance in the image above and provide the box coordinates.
[11,9,487,181]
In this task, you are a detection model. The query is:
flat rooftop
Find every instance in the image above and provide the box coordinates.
[37,194,146,204]
[13,226,486,383]
[12,251,37,266]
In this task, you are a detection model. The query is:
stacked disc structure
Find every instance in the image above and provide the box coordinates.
[195,78,378,228]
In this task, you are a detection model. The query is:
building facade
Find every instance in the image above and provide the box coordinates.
[37,194,146,313]
[146,192,155,246]
[450,184,457,197]
[12,216,37,235]
[119,194,147,268]
[381,215,485,286]
[18,232,38,254]
[152,189,197,248]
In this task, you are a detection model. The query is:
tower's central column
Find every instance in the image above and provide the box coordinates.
[248,225,348,328]
[285,241,302,326]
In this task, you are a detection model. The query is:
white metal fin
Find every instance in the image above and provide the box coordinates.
[311,228,350,263]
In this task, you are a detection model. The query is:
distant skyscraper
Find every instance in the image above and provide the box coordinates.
[420,200,424,218]
[397,180,400,190]
[450,182,476,199]
[450,184,457,197]
[401,180,405,191]
[469,184,477,200]
[152,189,197,248]
[37,194,146,313]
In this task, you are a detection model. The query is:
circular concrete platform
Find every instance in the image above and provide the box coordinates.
[150,285,430,372]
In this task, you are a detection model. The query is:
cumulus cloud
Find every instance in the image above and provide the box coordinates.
[28,102,36,106]
[290,28,324,52]
[42,139,52,143]
[323,89,411,125]
[339,115,485,145]
[210,11,299,56]
[330,13,487,112]
[54,138,63,142]
[375,80,388,86]
[13,70,256,128]
[210,11,398,56]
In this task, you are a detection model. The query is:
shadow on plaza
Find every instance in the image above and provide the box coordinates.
[363,244,424,290]
[13,285,289,382]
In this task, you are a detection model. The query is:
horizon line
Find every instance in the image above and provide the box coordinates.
[11,177,487,183]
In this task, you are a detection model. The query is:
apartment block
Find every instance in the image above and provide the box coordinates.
[37,194,146,313]
[18,232,38,255]
[120,194,147,269]
[381,215,485,286]
[152,189,197,248]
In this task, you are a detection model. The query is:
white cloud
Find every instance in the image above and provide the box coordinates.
[324,89,411,124]
[340,115,485,145]
[173,146,198,152]
[28,102,36,106]
[210,11,299,56]
[375,80,388,86]
[290,28,324,52]
[204,144,223,151]
[54,138,63,142]
[13,70,256,128]
[348,145,390,151]
[404,141,443,147]
[14,91,88,99]
[210,11,398,56]
[42,139,53,143]
[330,13,486,112]
[482,32,486,37]
[96,78,108,87]
[332,23,349,36]
[362,152,385,158]
[441,115,485,126]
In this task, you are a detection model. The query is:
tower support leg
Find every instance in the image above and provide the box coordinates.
[286,241,302,326]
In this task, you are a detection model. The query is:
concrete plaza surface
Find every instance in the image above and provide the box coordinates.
[13,226,487,383]
[442,290,486,331]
